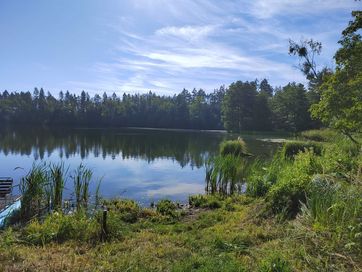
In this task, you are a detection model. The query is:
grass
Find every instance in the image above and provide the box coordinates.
[220,139,249,157]
[49,163,68,211]
[300,128,338,142]
[0,196,360,271]
[281,140,323,159]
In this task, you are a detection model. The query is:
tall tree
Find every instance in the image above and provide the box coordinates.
[222,81,258,132]
[271,83,311,131]
[311,10,362,143]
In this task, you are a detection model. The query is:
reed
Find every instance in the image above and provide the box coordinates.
[220,139,248,157]
[206,155,247,195]
[48,163,68,211]
[73,164,93,210]
[19,163,48,222]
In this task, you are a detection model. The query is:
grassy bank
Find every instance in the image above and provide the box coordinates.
[0,130,361,271]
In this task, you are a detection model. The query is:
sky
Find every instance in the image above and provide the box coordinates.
[0,0,360,96]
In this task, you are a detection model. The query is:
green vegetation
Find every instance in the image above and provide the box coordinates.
[0,132,361,271]
[16,163,100,226]
[220,139,248,157]
[300,128,337,142]
[281,141,322,159]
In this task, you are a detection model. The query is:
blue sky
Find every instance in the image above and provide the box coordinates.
[0,0,360,95]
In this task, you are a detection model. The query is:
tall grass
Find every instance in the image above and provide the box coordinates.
[48,163,68,211]
[20,163,48,222]
[18,163,99,224]
[206,155,247,195]
[281,141,323,159]
[300,129,337,142]
[220,138,249,157]
[303,175,362,238]
[73,164,93,210]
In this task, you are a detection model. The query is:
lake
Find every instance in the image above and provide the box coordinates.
[0,126,283,204]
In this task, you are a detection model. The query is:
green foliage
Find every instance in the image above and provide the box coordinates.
[220,139,248,157]
[17,163,99,225]
[221,81,258,132]
[72,164,93,210]
[156,199,178,217]
[270,83,312,132]
[310,11,362,142]
[189,195,222,209]
[267,150,322,217]
[300,129,337,142]
[303,175,362,247]
[103,199,141,223]
[281,141,323,159]
[20,163,49,222]
[22,211,99,245]
[0,87,226,130]
[48,163,67,211]
[206,155,247,195]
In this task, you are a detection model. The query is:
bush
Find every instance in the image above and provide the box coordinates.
[220,139,249,157]
[189,195,222,209]
[246,154,290,197]
[300,129,337,142]
[103,199,140,223]
[304,175,362,246]
[156,199,178,217]
[22,211,99,245]
[267,151,322,217]
[282,141,323,159]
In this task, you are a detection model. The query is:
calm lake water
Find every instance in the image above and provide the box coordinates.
[0,127,283,204]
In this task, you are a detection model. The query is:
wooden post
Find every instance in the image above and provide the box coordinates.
[101,207,108,242]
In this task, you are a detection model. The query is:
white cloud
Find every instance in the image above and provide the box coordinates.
[155,25,216,42]
[64,0,358,94]
[146,183,204,197]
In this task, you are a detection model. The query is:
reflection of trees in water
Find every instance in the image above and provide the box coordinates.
[0,127,229,168]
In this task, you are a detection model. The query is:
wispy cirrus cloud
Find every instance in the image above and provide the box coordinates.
[65,0,359,94]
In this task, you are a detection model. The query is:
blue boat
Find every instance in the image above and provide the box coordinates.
[0,177,21,227]
[0,197,21,227]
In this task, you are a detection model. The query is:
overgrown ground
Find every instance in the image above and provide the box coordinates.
[0,195,360,271]
[0,129,361,271]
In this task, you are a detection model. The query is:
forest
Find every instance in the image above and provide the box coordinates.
[0,79,318,132]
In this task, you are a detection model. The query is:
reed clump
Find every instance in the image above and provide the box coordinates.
[220,139,249,157]
[18,162,100,224]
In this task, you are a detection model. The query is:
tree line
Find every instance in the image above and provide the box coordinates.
[0,79,319,132]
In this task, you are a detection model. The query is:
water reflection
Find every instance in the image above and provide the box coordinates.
[0,127,228,168]
[0,126,281,203]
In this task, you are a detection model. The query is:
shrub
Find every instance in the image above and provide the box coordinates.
[246,154,290,197]
[247,177,270,197]
[281,141,323,159]
[300,129,337,142]
[220,139,248,157]
[189,195,222,209]
[303,175,362,246]
[22,211,99,245]
[267,151,322,217]
[103,199,141,223]
[156,199,178,217]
